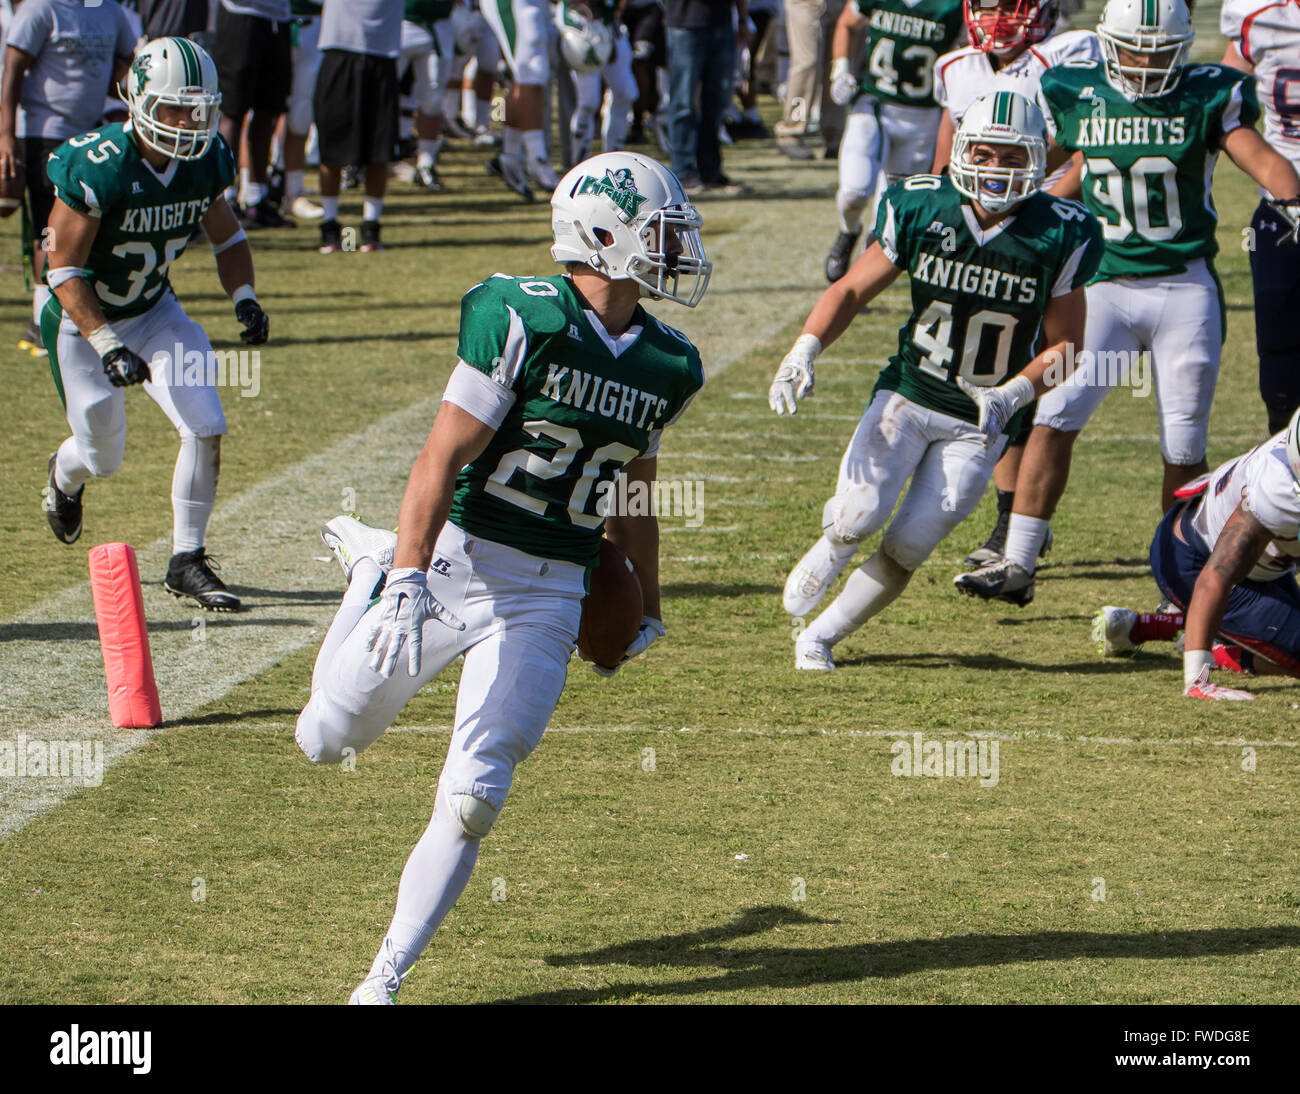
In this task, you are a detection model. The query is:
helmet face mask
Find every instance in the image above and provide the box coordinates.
[552,153,712,307]
[964,0,1057,56]
[1098,0,1194,100]
[949,92,1047,213]
[127,37,221,162]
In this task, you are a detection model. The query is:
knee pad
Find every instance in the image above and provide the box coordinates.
[79,429,126,479]
[837,188,872,214]
[449,792,500,839]
[829,485,883,546]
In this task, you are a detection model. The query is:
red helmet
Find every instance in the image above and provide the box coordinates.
[965,0,1059,55]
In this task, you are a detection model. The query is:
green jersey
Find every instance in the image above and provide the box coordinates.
[1040,61,1261,281]
[871,175,1104,428]
[46,122,236,321]
[450,274,705,566]
[852,0,966,108]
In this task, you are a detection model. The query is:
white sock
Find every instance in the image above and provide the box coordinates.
[416,138,441,168]
[171,435,220,554]
[244,181,267,207]
[362,196,383,223]
[224,182,239,205]
[321,195,340,222]
[285,168,304,201]
[311,558,380,694]
[369,788,482,986]
[54,437,90,494]
[803,550,913,646]
[521,129,547,164]
[837,193,864,235]
[503,126,522,158]
[1004,514,1049,573]
[239,166,250,203]
[32,284,50,325]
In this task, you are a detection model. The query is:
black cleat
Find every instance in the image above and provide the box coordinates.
[42,453,83,544]
[486,154,534,202]
[319,218,343,254]
[825,228,861,283]
[164,549,241,612]
[964,506,1010,567]
[239,198,292,229]
[953,558,1035,607]
[360,219,382,252]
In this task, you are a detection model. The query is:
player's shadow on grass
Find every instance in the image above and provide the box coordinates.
[0,617,315,642]
[223,586,342,606]
[489,905,1300,1004]
[161,707,301,728]
[662,581,782,599]
[269,330,455,347]
[838,650,1173,674]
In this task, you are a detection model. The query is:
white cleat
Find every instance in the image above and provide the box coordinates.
[525,156,559,191]
[783,537,850,617]
[1092,605,1137,657]
[795,636,836,671]
[348,977,397,1005]
[289,195,324,219]
[320,515,397,582]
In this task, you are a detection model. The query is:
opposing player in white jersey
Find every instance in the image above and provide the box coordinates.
[769,92,1102,671]
[932,0,1099,565]
[956,0,1300,608]
[481,0,559,197]
[1093,408,1300,700]
[823,0,967,282]
[1222,0,1300,434]
[295,152,711,1003]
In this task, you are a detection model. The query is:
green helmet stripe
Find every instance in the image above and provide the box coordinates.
[1142,0,1158,24]
[993,92,1013,126]
[174,37,199,85]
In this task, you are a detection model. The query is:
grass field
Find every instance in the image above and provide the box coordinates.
[3,41,1300,1003]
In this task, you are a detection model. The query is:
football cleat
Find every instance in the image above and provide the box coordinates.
[360,219,382,252]
[348,977,397,1005]
[1092,605,1137,657]
[824,228,861,283]
[444,114,474,140]
[42,453,83,544]
[525,156,559,191]
[321,515,397,582]
[1185,666,1255,701]
[164,549,241,612]
[783,537,851,617]
[795,635,836,671]
[964,520,1052,568]
[289,195,324,219]
[319,218,343,254]
[414,164,443,192]
[239,198,292,229]
[487,153,533,202]
[953,558,1035,607]
[473,128,501,148]
[19,319,46,357]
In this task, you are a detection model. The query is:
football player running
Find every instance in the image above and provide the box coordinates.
[823,0,967,282]
[770,92,1102,671]
[1221,0,1300,433]
[931,0,1099,567]
[295,152,710,1003]
[955,0,1300,608]
[40,37,269,612]
[1093,408,1300,701]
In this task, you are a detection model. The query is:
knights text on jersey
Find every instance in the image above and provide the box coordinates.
[450,274,705,566]
[851,0,965,108]
[1041,61,1261,280]
[871,175,1103,428]
[1222,0,1300,180]
[45,122,237,321]
[933,28,1099,122]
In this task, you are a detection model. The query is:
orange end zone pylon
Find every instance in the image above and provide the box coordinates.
[88,543,162,729]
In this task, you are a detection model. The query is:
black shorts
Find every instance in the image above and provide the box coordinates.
[23,136,62,238]
[313,50,400,166]
[626,1,665,68]
[213,6,292,117]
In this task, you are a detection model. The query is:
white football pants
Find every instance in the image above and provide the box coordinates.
[570,32,637,160]
[837,98,941,233]
[481,0,552,85]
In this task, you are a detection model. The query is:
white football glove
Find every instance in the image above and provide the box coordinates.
[366,567,465,678]
[592,615,665,678]
[829,58,858,107]
[769,333,822,415]
[956,374,1035,447]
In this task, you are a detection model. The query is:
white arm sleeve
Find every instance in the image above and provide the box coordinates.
[442,360,517,429]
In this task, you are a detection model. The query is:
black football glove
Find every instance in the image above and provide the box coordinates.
[1267,197,1300,245]
[235,298,269,345]
[101,345,150,387]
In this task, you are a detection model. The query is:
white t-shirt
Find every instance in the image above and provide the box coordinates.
[319,0,402,57]
[1192,436,1300,582]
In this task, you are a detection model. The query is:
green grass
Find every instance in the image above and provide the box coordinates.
[2,102,1298,1003]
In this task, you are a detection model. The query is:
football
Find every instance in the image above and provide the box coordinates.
[577,538,643,669]
[0,160,24,218]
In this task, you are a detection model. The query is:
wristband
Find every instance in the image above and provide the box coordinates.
[231,284,257,305]
[46,266,85,289]
[212,227,248,256]
[86,323,125,357]
[831,57,851,82]
[1184,648,1215,689]
[1001,373,1035,411]
[792,332,822,362]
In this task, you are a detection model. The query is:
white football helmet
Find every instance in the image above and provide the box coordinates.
[1098,0,1193,99]
[555,4,615,74]
[1285,406,1300,482]
[551,152,712,307]
[126,36,221,161]
[950,91,1047,213]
